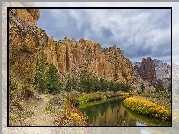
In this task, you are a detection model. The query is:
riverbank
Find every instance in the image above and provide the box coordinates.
[51,91,131,126]
[9,90,171,126]
[40,91,131,126]
[123,95,171,121]
[64,91,171,125]
[123,102,171,126]
[66,91,130,106]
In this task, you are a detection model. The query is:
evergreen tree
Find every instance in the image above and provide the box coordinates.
[155,81,165,92]
[46,64,62,94]
[99,78,108,92]
[108,81,115,91]
[121,83,131,92]
[114,82,122,92]
[92,76,99,92]
[34,59,48,93]
[66,74,79,92]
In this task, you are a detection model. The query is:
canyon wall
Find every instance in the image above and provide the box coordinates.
[9,8,157,95]
[53,38,135,84]
[9,9,135,85]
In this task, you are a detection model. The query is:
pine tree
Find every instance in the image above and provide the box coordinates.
[34,59,48,93]
[46,64,62,94]
[155,81,165,92]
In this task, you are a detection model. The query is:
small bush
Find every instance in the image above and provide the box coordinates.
[57,100,89,126]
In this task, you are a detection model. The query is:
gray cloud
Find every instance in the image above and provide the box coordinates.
[101,27,113,38]
[37,6,171,64]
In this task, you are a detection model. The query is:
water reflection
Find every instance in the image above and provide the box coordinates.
[136,121,146,126]
[78,97,170,126]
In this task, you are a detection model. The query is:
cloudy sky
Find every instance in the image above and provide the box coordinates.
[35,2,177,65]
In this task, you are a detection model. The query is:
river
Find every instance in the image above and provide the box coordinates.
[77,97,171,126]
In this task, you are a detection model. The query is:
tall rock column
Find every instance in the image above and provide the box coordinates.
[139,57,157,86]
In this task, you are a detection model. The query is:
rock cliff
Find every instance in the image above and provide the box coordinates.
[9,8,157,97]
[139,57,157,86]
[133,58,171,88]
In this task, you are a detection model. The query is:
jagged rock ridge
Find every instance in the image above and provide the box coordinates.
[9,9,133,84]
[9,8,157,95]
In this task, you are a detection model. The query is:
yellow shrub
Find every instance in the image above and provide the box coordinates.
[60,100,89,126]
[123,97,171,120]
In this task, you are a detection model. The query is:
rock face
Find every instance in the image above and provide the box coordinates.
[9,9,46,88]
[139,57,157,86]
[40,37,135,84]
[9,8,141,96]
[133,58,171,88]
[10,9,40,26]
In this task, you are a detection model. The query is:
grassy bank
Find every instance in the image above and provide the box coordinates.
[123,96,171,121]
[66,91,130,106]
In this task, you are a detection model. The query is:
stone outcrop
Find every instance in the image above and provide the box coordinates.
[139,57,157,86]
[153,59,171,89]
[133,58,171,88]
[10,9,40,25]
[132,65,155,92]
[134,59,171,80]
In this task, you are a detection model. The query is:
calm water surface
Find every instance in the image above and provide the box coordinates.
[77,97,171,126]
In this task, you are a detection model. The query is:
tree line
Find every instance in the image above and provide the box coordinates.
[33,59,131,94]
